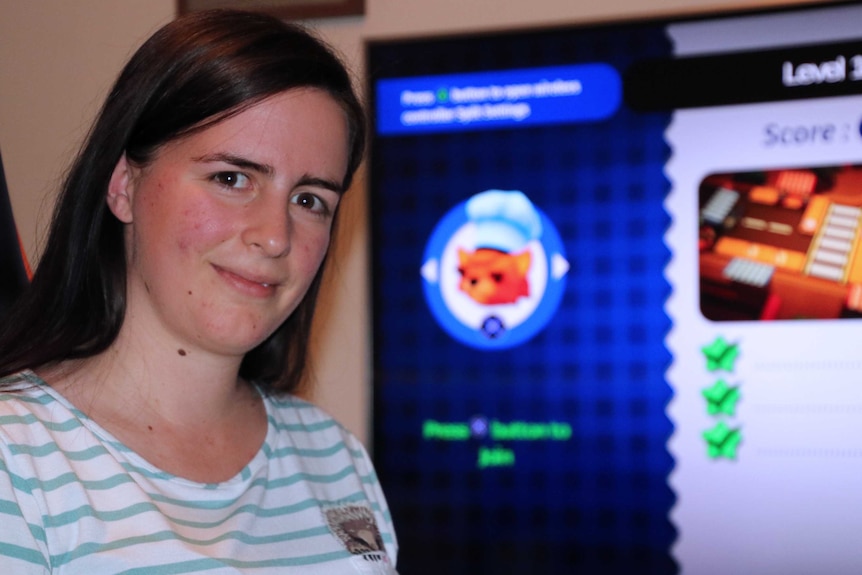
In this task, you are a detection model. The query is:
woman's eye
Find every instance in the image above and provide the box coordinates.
[213,172,251,189]
[291,192,329,215]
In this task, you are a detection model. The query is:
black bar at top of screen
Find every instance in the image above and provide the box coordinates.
[624,39,862,112]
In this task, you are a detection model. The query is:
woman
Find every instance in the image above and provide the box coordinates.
[0,10,397,573]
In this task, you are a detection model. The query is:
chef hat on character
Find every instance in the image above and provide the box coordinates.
[466,190,543,253]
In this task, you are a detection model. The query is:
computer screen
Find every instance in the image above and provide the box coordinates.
[368,2,862,573]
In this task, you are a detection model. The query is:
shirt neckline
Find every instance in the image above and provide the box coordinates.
[20,369,274,488]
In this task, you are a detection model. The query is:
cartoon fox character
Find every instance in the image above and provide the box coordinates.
[458,247,531,305]
[455,189,542,306]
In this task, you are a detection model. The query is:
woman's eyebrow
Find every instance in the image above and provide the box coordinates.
[297,175,344,195]
[193,152,274,177]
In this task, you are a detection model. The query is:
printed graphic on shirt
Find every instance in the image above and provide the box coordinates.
[325,504,396,573]
[325,504,387,555]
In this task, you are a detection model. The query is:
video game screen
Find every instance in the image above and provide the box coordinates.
[367,2,862,573]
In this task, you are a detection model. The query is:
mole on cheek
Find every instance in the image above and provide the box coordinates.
[188,290,193,295]
[178,349,187,356]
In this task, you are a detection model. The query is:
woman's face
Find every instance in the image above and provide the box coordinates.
[107,88,349,360]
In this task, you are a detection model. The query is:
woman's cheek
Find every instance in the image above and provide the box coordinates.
[176,202,234,252]
[304,230,332,272]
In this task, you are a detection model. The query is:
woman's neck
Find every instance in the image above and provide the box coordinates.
[37,326,268,483]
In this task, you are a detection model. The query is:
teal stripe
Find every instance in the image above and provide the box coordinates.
[0,458,36,494]
[2,463,135,495]
[1,437,381,507]
[0,374,87,419]
[156,464,361,505]
[101,437,136,454]
[0,390,53,407]
[260,441,273,459]
[269,396,318,410]
[0,542,49,568]
[0,413,83,433]
[119,550,352,575]
[0,495,27,518]
[7,442,110,462]
[131,464,364,511]
[263,464,357,489]
[344,444,366,460]
[151,489,368,518]
[51,524,334,567]
[268,440,349,459]
[0,499,47,543]
[0,387,47,403]
[268,416,339,433]
[17,370,45,387]
[44,501,161,528]
[42,470,132,492]
[0,373,25,386]
[176,492,371,529]
[115,439,362,481]
[119,461,177,481]
[41,490,372,530]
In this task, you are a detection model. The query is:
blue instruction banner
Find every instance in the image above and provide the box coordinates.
[375,64,621,135]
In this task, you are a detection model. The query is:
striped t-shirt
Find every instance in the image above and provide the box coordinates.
[0,370,398,574]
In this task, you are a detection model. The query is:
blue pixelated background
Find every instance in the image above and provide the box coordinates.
[369,19,676,575]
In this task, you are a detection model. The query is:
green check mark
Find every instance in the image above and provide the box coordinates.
[703,421,742,460]
[701,336,740,373]
[702,379,741,416]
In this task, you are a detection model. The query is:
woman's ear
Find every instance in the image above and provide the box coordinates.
[106,154,135,223]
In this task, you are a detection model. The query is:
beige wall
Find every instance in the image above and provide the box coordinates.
[0,0,826,446]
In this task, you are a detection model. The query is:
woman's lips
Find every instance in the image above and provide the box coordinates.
[213,265,279,297]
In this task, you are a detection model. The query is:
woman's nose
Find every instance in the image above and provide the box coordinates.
[241,199,291,257]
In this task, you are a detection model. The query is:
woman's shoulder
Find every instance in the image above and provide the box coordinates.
[0,370,83,453]
[0,369,44,390]
[264,395,351,435]
[264,393,343,429]
[262,393,368,455]
[0,370,62,414]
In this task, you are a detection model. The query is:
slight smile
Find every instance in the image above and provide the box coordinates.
[212,265,281,297]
